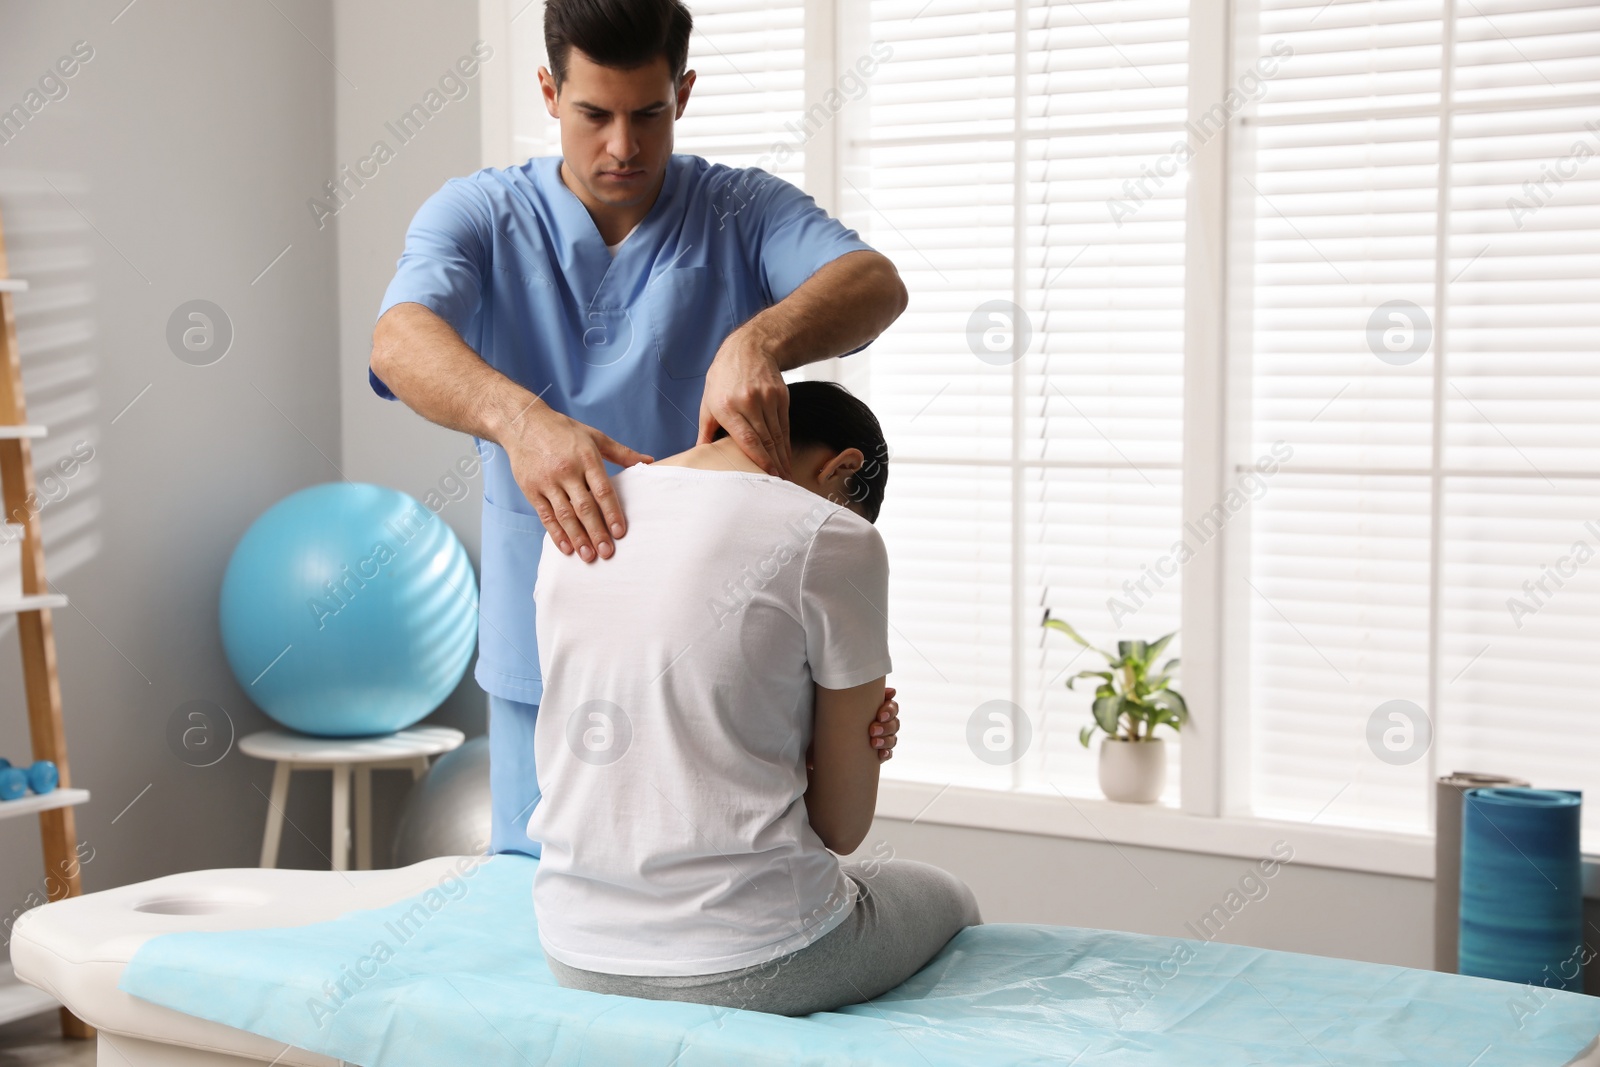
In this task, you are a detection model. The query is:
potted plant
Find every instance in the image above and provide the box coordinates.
[1043,612,1187,803]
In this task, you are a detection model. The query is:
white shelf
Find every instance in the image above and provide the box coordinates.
[0,594,66,613]
[0,962,57,1026]
[0,787,88,823]
[0,425,45,439]
[0,280,27,294]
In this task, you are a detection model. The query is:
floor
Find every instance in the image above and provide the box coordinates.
[0,1012,93,1067]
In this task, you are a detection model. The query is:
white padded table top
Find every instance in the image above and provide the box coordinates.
[11,857,469,1066]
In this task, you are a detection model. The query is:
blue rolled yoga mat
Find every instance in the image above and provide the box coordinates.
[1459,787,1584,992]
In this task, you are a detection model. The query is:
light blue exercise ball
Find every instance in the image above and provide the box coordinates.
[219,482,478,738]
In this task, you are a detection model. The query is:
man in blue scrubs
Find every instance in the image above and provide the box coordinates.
[367,0,907,856]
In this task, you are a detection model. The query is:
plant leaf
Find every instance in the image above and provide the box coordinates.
[1092,694,1121,736]
[1044,617,1119,662]
[1148,710,1183,736]
[1121,694,1153,721]
[1117,639,1148,666]
[1066,670,1114,691]
[1148,688,1189,725]
[1146,632,1176,664]
[1043,616,1092,648]
[1078,725,1095,748]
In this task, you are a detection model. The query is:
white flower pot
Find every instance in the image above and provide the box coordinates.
[1098,737,1166,803]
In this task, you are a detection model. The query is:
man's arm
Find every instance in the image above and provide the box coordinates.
[804,676,888,855]
[371,301,652,562]
[743,249,906,373]
[698,249,907,478]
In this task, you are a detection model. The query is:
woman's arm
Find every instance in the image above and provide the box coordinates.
[804,676,888,854]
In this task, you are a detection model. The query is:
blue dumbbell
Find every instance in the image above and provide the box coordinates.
[0,768,26,801]
[27,761,57,795]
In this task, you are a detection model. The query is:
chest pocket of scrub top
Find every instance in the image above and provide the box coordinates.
[646,265,735,380]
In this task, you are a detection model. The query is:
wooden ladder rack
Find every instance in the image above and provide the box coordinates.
[0,206,92,1041]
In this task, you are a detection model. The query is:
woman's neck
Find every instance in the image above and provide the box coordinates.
[653,438,768,475]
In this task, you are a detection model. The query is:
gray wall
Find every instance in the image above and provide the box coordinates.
[0,0,342,926]
[2,0,1592,998]
[331,0,490,847]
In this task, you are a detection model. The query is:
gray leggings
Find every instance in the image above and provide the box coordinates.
[544,858,983,1016]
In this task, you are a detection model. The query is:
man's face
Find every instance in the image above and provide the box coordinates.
[540,49,696,210]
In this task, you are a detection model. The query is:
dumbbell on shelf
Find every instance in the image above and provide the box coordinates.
[0,758,57,800]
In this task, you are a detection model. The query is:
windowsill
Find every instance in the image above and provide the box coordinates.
[875,779,1600,896]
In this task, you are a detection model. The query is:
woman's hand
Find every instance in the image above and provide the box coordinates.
[871,686,898,762]
[806,686,898,771]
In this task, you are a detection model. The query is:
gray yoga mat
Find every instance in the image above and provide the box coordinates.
[1435,771,1530,973]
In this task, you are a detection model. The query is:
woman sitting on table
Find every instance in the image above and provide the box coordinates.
[526,382,982,1016]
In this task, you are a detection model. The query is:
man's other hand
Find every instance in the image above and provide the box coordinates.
[698,327,791,478]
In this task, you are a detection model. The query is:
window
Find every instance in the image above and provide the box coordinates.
[483,0,1600,855]
[1235,0,1600,842]
[835,1,1192,804]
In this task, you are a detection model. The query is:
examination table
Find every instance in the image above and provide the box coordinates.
[11,852,1600,1066]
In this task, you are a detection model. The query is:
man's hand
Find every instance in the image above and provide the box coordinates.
[698,325,791,478]
[808,686,898,770]
[369,304,653,563]
[504,402,653,562]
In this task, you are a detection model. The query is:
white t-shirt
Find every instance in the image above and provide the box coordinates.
[605,222,639,257]
[526,464,892,976]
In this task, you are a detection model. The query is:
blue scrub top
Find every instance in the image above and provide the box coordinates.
[371,153,877,704]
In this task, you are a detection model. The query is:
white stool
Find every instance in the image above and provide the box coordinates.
[239,726,465,871]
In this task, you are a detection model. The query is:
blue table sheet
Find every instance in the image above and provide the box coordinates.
[120,854,1600,1066]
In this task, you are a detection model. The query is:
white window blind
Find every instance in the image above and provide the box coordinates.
[671,0,807,186]
[1236,0,1600,843]
[838,0,1191,799]
[492,0,1600,853]
[501,0,1192,799]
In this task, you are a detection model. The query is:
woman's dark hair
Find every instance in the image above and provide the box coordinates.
[543,0,694,91]
[715,381,890,523]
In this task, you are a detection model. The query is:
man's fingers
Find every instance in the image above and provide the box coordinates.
[584,463,629,541]
[546,487,598,563]
[769,388,791,476]
[724,409,780,477]
[696,400,719,446]
[564,475,615,560]
[530,497,572,556]
[595,432,655,470]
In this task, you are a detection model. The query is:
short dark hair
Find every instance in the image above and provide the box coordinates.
[715,381,890,523]
[543,0,693,91]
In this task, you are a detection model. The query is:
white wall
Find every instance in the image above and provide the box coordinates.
[849,818,1434,968]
